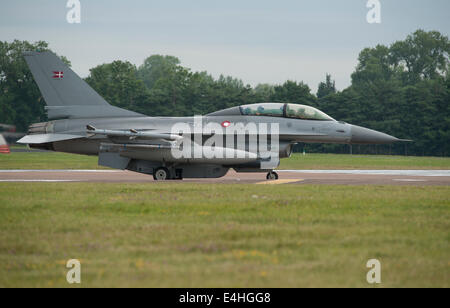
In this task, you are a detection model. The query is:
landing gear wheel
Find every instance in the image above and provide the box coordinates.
[153,167,170,181]
[266,171,279,180]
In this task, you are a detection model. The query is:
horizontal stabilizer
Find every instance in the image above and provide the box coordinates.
[17,134,85,144]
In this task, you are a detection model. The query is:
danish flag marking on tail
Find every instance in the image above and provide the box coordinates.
[53,71,64,79]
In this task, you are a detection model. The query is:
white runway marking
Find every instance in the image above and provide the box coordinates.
[256,179,303,185]
[0,180,79,182]
[392,179,427,182]
[0,170,120,173]
[279,170,450,177]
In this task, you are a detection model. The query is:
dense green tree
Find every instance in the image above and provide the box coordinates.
[138,55,181,89]
[271,80,317,106]
[317,74,336,99]
[146,64,192,116]
[253,84,275,102]
[85,61,152,115]
[319,30,450,156]
[181,71,216,115]
[390,30,449,84]
[352,44,398,86]
[0,40,71,131]
[1,30,448,156]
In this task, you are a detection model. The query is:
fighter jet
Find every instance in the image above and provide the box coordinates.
[0,134,10,154]
[0,124,25,144]
[18,51,408,180]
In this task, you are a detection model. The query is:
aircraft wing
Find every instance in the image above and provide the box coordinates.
[17,133,85,144]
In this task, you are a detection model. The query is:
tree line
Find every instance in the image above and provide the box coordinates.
[0,30,448,156]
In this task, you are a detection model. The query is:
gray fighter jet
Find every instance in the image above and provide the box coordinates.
[0,124,25,144]
[18,51,407,180]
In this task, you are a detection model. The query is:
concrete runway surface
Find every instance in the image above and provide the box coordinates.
[0,169,449,185]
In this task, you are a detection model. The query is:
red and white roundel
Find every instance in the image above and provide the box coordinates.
[221,121,231,128]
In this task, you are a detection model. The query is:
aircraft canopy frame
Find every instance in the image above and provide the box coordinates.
[239,103,335,121]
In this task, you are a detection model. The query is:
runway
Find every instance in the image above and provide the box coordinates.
[0,169,449,185]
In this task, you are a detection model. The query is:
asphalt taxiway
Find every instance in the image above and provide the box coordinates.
[0,169,449,185]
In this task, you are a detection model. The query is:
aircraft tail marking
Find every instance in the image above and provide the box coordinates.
[23,51,143,120]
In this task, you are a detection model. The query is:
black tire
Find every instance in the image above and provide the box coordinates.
[266,171,279,180]
[153,167,170,181]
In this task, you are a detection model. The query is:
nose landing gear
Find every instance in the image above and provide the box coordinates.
[266,171,279,180]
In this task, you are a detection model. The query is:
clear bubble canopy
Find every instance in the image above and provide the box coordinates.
[239,103,335,121]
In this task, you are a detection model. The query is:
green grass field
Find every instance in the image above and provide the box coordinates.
[0,183,448,287]
[0,151,106,170]
[280,154,450,170]
[1,151,450,170]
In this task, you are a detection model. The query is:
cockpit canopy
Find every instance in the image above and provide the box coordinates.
[208,103,335,121]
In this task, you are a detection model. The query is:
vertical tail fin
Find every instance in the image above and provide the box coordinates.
[24,51,143,119]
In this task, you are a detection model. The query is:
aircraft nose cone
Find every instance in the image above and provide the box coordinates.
[350,125,399,144]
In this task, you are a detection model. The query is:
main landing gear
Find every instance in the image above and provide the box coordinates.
[153,167,183,181]
[153,167,170,181]
[266,171,279,180]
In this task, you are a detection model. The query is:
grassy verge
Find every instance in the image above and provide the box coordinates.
[1,152,449,170]
[278,154,450,170]
[0,152,106,170]
[0,183,448,287]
